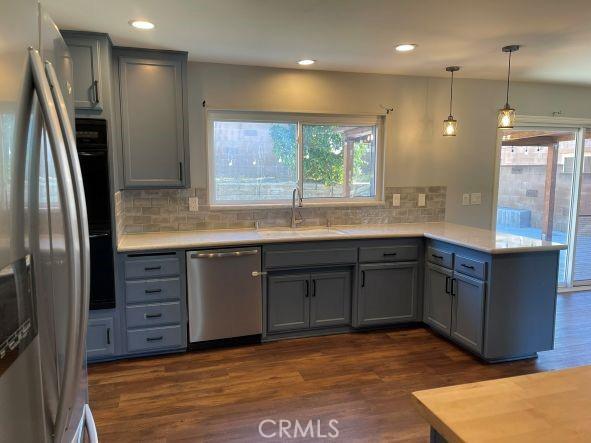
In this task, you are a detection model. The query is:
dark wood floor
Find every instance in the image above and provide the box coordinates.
[89,292,591,442]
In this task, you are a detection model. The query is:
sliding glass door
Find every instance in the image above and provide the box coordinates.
[572,129,591,285]
[495,129,579,285]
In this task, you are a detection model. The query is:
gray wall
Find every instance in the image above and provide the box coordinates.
[186,62,591,228]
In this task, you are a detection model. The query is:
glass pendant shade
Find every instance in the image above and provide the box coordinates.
[443,65,460,137]
[498,105,516,129]
[443,116,458,136]
[498,45,520,129]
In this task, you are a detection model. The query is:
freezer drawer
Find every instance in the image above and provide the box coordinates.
[186,248,262,342]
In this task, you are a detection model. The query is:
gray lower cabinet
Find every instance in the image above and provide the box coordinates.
[357,262,418,326]
[267,274,310,333]
[424,263,453,335]
[267,270,352,333]
[87,315,115,359]
[310,271,351,328]
[121,252,187,356]
[451,273,485,354]
[114,49,189,188]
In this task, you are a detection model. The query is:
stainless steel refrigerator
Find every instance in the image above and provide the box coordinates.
[0,1,97,441]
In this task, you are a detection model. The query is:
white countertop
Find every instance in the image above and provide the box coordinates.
[117,222,567,255]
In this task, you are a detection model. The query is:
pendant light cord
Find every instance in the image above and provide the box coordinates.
[505,51,512,107]
[449,70,454,116]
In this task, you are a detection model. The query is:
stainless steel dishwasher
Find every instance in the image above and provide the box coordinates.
[186,247,263,342]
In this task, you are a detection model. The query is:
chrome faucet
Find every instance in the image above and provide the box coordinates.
[291,188,303,228]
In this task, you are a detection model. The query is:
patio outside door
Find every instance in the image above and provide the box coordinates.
[495,129,578,286]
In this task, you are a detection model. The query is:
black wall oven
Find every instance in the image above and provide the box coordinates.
[76,118,116,310]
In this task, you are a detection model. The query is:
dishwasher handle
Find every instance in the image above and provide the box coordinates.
[190,249,259,259]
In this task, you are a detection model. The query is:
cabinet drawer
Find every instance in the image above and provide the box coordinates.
[427,247,453,269]
[359,245,418,263]
[124,257,180,280]
[264,248,357,269]
[125,277,181,304]
[126,302,181,328]
[127,325,183,353]
[454,255,487,280]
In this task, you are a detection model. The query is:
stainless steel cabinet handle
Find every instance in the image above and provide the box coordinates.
[28,49,84,443]
[146,336,164,342]
[92,79,99,104]
[89,232,109,239]
[145,313,163,319]
[191,249,259,259]
[251,271,268,277]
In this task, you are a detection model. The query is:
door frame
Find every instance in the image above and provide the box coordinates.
[491,115,591,288]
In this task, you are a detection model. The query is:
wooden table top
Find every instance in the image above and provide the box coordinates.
[412,365,591,442]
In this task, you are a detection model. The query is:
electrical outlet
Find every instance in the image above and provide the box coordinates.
[418,193,426,207]
[462,193,471,206]
[470,192,482,205]
[392,194,401,207]
[189,196,199,212]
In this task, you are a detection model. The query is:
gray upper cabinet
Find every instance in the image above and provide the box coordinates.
[424,262,453,335]
[64,34,102,110]
[310,271,351,328]
[451,272,485,353]
[357,262,418,326]
[267,273,310,333]
[115,49,189,188]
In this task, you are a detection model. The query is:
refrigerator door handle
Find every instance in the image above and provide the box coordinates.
[45,60,91,357]
[84,404,99,443]
[28,47,83,443]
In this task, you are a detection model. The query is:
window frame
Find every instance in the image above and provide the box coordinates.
[207,110,385,208]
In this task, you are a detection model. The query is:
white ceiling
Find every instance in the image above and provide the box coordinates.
[44,0,591,85]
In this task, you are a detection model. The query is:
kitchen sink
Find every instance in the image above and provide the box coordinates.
[256,227,345,238]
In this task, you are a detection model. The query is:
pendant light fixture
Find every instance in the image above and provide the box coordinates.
[443,66,460,136]
[498,44,520,129]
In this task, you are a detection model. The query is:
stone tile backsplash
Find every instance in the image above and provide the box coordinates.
[116,186,446,235]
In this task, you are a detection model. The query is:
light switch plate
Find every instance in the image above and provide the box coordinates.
[392,194,401,207]
[470,192,482,205]
[462,193,471,206]
[189,196,199,212]
[418,193,426,207]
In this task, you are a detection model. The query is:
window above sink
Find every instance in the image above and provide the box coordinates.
[207,110,385,208]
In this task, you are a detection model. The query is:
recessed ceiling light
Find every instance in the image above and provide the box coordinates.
[395,44,417,52]
[129,20,155,30]
[298,59,315,66]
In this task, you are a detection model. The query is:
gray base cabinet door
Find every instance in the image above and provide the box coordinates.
[87,315,115,359]
[451,273,485,353]
[357,262,418,326]
[424,263,453,336]
[310,271,351,328]
[268,274,310,332]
